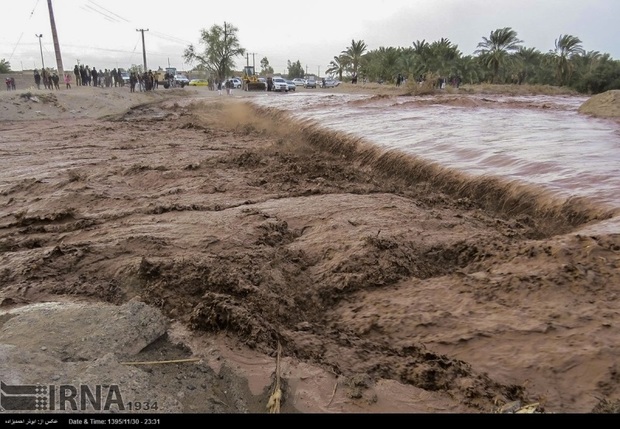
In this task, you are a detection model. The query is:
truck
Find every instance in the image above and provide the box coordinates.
[156,67,188,88]
[242,65,266,91]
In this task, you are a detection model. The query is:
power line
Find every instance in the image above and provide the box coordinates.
[8,0,41,62]
[30,0,41,17]
[82,5,119,23]
[87,0,130,22]
[150,31,192,46]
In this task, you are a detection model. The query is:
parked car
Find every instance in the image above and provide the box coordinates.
[120,71,130,86]
[272,77,289,92]
[286,80,296,92]
[292,78,306,87]
[174,74,190,87]
[226,78,242,89]
[320,78,340,88]
[304,78,317,88]
[189,79,209,86]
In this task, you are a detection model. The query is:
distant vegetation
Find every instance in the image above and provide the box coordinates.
[326,28,620,95]
[182,23,618,94]
[0,58,11,73]
[4,23,619,95]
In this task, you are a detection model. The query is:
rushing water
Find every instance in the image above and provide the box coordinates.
[249,91,620,234]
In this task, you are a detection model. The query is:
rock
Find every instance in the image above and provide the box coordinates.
[0,300,168,361]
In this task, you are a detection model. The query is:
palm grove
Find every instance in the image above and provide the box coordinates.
[328,28,619,94]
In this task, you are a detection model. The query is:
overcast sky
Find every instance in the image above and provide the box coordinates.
[1,0,618,76]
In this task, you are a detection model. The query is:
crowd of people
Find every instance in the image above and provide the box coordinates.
[30,65,163,93]
[71,64,126,88]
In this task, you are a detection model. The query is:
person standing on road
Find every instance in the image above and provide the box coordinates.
[73,64,81,86]
[52,73,60,90]
[129,72,137,93]
[64,73,71,89]
[34,69,41,89]
[91,68,98,88]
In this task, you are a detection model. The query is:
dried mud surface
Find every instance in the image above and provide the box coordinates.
[1,86,620,414]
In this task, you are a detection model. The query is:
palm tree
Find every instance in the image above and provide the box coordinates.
[326,55,348,80]
[454,55,482,85]
[514,47,541,84]
[428,38,460,77]
[341,39,367,78]
[552,34,585,86]
[376,46,400,83]
[475,27,523,83]
[412,39,430,60]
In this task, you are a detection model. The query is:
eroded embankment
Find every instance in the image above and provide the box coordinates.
[232,102,617,234]
[127,100,616,411]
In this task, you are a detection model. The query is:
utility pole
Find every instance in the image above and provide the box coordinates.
[36,34,44,70]
[136,29,149,71]
[247,52,258,69]
[47,0,64,77]
[318,66,320,77]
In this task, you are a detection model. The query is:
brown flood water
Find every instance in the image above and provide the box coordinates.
[250,92,620,234]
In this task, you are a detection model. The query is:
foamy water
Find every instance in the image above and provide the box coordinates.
[249,91,620,234]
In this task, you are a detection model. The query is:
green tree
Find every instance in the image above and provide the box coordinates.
[341,39,367,77]
[412,40,430,59]
[260,57,274,75]
[454,55,482,85]
[514,47,542,84]
[551,34,585,86]
[573,52,620,93]
[0,58,11,73]
[428,38,461,77]
[287,60,304,78]
[183,22,245,81]
[475,27,523,83]
[325,55,348,80]
[396,51,418,81]
[130,64,144,74]
[374,46,401,83]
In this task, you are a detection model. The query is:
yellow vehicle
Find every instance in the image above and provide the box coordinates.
[242,65,266,91]
[189,78,209,86]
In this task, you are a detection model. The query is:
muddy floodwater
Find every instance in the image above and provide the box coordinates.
[251,92,620,232]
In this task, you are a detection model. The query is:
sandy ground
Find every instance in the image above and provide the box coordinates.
[1,83,620,414]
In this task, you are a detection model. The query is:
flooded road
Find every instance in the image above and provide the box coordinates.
[250,91,620,233]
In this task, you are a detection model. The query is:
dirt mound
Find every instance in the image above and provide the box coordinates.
[578,90,620,119]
